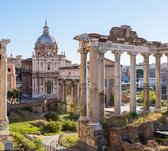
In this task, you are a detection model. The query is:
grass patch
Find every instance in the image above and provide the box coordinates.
[9,121,45,150]
[129,112,162,126]
[60,133,79,147]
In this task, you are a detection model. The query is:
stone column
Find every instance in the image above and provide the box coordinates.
[98,48,105,120]
[113,51,122,115]
[154,54,162,111]
[79,48,88,121]
[63,80,66,102]
[142,53,150,112]
[129,52,137,113]
[89,40,99,125]
[0,40,9,128]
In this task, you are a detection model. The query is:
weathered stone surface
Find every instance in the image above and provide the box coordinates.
[147,140,159,150]
[109,128,122,146]
[139,122,154,142]
[122,142,155,151]
[126,125,139,143]
[4,141,13,151]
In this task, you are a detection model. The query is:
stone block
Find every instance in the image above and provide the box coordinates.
[4,141,13,151]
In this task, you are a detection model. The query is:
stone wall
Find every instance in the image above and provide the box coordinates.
[108,121,155,151]
[78,121,106,150]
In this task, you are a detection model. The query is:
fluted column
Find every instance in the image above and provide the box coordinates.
[89,40,99,125]
[79,48,88,121]
[129,52,137,113]
[113,51,122,114]
[98,48,105,120]
[154,54,162,111]
[142,53,150,112]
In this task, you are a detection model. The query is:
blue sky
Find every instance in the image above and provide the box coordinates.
[0,0,168,65]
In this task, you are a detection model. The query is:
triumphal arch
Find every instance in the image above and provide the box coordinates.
[0,39,12,149]
[74,25,168,150]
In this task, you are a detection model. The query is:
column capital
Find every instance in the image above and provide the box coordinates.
[112,50,123,56]
[128,51,138,56]
[78,48,88,54]
[98,48,105,56]
[141,53,150,58]
[154,53,162,58]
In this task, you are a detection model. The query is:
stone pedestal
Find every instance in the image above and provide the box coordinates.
[78,121,105,150]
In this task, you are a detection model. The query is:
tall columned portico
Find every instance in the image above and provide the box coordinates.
[113,51,122,114]
[143,53,150,111]
[98,47,105,120]
[155,54,162,111]
[78,44,88,121]
[129,52,137,113]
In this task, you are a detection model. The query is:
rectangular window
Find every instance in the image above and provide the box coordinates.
[105,79,107,87]
[109,79,114,87]
[8,68,11,72]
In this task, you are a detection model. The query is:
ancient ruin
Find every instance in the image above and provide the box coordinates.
[0,39,12,150]
[74,25,168,150]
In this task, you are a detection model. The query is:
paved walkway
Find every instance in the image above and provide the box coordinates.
[105,103,160,114]
[42,135,65,151]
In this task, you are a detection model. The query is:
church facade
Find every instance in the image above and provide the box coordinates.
[31,22,71,98]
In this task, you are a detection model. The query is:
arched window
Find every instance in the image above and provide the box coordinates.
[55,62,57,67]
[47,62,51,70]
[41,62,43,68]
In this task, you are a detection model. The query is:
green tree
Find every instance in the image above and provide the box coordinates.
[136,69,143,82]
[7,88,21,104]
[139,88,156,104]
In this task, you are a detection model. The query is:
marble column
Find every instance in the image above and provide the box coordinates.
[129,52,137,113]
[79,48,88,121]
[98,49,105,120]
[89,41,99,125]
[154,54,162,111]
[142,53,150,112]
[113,51,122,114]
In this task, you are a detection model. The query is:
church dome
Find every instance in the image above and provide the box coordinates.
[35,21,58,56]
[36,33,56,45]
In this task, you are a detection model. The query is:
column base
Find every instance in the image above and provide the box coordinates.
[79,116,89,122]
[78,121,106,150]
[0,120,8,131]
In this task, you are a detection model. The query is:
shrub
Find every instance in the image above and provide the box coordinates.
[45,121,62,133]
[62,120,77,132]
[35,138,42,149]
[20,106,32,112]
[30,120,47,128]
[66,112,79,121]
[44,112,59,121]
[129,112,138,119]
